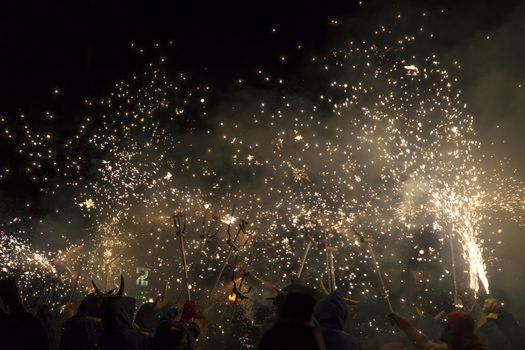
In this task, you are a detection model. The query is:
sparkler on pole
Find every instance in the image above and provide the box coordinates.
[449,233,463,308]
[173,212,191,301]
[229,264,251,302]
[324,230,337,292]
[175,209,219,304]
[351,225,394,313]
[210,207,237,295]
[211,208,250,296]
[236,256,284,293]
[68,262,83,303]
[43,280,58,304]
[189,209,218,275]
[295,228,315,280]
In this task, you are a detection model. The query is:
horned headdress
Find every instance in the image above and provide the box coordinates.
[91,274,125,299]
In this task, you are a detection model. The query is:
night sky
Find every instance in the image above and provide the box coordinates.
[2,0,524,202]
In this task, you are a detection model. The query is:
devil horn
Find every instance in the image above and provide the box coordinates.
[343,296,360,305]
[319,278,330,296]
[157,282,169,308]
[415,306,424,318]
[152,296,161,309]
[434,310,446,321]
[104,287,117,296]
[92,280,104,298]
[319,278,359,305]
[116,275,125,298]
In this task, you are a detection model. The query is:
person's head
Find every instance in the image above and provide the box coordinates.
[159,302,180,322]
[482,297,498,313]
[153,320,194,350]
[439,311,476,346]
[270,283,317,317]
[76,293,101,318]
[91,275,136,330]
[278,287,317,322]
[314,290,347,330]
[269,283,303,310]
[135,301,161,330]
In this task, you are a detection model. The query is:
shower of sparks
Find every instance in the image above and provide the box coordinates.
[0,7,524,345]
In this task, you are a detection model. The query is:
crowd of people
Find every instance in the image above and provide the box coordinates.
[0,275,524,350]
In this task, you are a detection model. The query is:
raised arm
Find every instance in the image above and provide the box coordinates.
[389,313,447,350]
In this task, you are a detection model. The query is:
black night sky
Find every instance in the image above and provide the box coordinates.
[2,0,525,199]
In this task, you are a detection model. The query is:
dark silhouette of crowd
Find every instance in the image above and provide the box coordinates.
[1,275,524,350]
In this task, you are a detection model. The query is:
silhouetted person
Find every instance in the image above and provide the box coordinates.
[92,275,150,350]
[390,311,486,350]
[152,300,200,350]
[36,301,60,350]
[0,276,49,350]
[261,282,305,333]
[59,293,103,350]
[257,286,325,350]
[314,290,360,350]
[135,300,162,335]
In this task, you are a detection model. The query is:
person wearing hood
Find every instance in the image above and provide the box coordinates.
[257,286,325,350]
[390,311,486,350]
[99,295,151,350]
[314,290,361,350]
[36,301,60,350]
[90,275,150,350]
[59,293,103,350]
[135,300,163,336]
[153,300,201,350]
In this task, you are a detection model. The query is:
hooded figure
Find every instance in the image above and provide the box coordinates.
[135,301,162,335]
[314,290,361,350]
[153,319,199,350]
[152,300,200,350]
[59,293,103,350]
[91,276,150,350]
[99,295,150,350]
[257,287,325,350]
